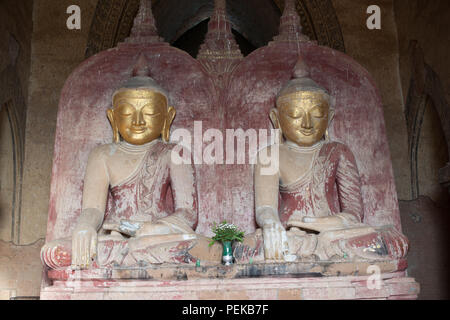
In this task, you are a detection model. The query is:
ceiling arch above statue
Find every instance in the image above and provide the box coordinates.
[85,0,345,59]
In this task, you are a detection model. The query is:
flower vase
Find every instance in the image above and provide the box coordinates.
[221,241,234,265]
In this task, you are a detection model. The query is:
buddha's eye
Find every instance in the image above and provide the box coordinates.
[144,112,161,117]
[285,108,304,119]
[143,104,164,117]
[310,106,327,118]
[116,104,134,116]
[311,110,324,118]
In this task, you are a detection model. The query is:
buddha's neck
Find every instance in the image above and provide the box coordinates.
[284,140,324,153]
[117,139,160,154]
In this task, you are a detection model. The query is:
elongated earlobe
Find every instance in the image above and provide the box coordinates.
[162,106,176,142]
[107,109,120,143]
[270,108,283,143]
[269,109,279,129]
[328,108,335,126]
[325,107,334,141]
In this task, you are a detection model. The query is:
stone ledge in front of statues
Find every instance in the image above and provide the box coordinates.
[40,271,419,300]
[46,258,407,282]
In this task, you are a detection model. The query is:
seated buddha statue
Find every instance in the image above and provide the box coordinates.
[254,56,409,262]
[41,59,220,270]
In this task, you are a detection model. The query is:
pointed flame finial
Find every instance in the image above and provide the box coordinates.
[125,0,163,44]
[197,0,243,74]
[292,54,310,79]
[273,0,309,42]
[115,53,169,102]
[277,52,329,107]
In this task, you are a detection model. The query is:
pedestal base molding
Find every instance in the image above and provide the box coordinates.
[40,271,419,300]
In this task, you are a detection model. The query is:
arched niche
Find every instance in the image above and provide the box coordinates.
[85,0,345,58]
[0,99,23,243]
[0,66,25,244]
[0,103,15,241]
[402,41,450,300]
[416,98,450,207]
[405,41,450,198]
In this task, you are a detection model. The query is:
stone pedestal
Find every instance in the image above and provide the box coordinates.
[40,261,419,300]
[45,260,409,281]
[40,271,419,300]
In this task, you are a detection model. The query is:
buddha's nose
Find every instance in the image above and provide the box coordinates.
[301,112,312,129]
[133,112,146,126]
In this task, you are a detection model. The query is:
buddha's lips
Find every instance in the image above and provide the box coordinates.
[298,129,314,136]
[130,127,146,133]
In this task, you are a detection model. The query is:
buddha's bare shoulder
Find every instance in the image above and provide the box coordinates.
[87,143,118,161]
[256,143,279,160]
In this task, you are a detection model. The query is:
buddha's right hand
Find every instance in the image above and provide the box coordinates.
[262,221,289,260]
[71,224,97,270]
[256,207,289,261]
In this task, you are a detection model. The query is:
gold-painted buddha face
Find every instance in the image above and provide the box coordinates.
[271,91,330,147]
[108,88,176,145]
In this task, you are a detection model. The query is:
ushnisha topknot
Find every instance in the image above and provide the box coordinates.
[276,54,330,103]
[113,53,170,102]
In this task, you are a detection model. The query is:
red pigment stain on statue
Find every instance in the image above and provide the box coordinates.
[93,280,118,288]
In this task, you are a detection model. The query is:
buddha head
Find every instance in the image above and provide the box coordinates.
[108,55,176,145]
[270,55,333,147]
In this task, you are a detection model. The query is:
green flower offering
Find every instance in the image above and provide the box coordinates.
[208,221,245,247]
[209,221,245,266]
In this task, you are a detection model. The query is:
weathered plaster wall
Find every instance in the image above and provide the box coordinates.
[0,239,44,299]
[1,0,96,300]
[417,102,449,207]
[394,0,450,300]
[395,0,450,109]
[394,0,450,204]
[0,108,14,241]
[0,0,35,300]
[20,0,97,244]
[0,1,33,236]
[331,0,411,201]
[0,0,33,104]
[400,196,450,300]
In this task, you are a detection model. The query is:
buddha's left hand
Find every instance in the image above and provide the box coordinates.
[103,220,172,237]
[287,216,346,232]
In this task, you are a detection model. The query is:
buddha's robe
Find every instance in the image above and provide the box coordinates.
[279,141,363,227]
[104,141,197,230]
[257,141,409,261]
[41,141,220,269]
